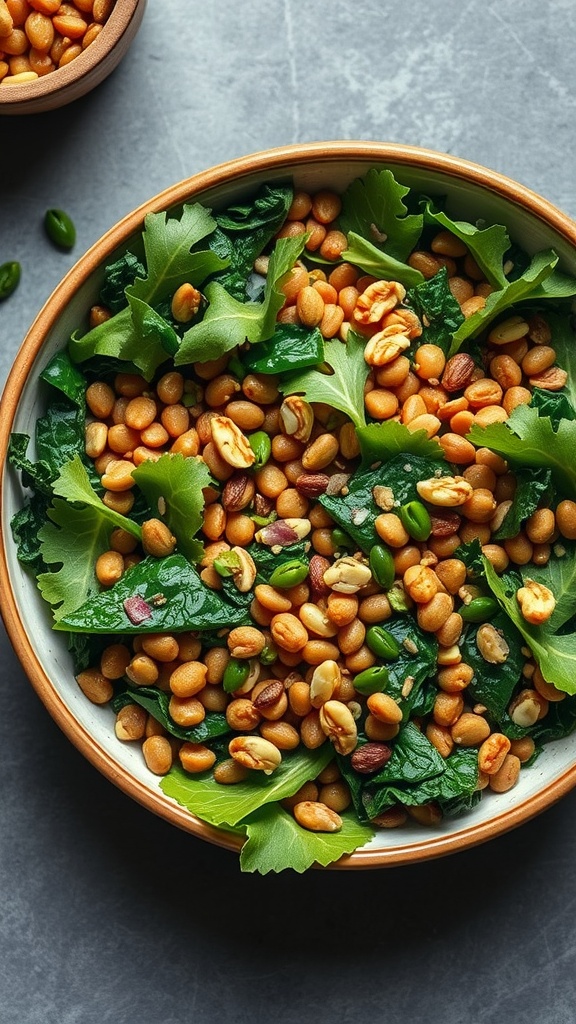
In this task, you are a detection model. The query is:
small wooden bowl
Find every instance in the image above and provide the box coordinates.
[0,0,146,116]
[2,142,576,869]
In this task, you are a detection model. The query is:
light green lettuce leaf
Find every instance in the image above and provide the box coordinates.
[239,804,375,874]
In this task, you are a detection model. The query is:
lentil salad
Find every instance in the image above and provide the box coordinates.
[9,166,576,873]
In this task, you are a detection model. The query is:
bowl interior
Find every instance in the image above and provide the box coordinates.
[3,142,576,866]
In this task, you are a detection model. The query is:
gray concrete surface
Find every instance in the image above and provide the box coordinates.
[2,2,576,1022]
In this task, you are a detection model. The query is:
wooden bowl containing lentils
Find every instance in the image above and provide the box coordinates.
[0,0,145,115]
[3,140,576,874]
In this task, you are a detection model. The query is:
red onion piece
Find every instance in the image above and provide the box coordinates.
[123,595,153,624]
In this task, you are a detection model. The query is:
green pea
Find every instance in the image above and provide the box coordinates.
[269,558,309,589]
[366,625,401,660]
[223,657,250,693]
[353,665,390,696]
[44,208,76,250]
[249,430,272,469]
[369,544,395,590]
[0,261,20,301]
[399,500,432,542]
[460,596,500,623]
[332,527,354,551]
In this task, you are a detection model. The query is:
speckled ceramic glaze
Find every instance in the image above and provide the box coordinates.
[2,142,576,868]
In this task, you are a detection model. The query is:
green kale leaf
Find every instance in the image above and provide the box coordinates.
[459,611,525,720]
[279,331,369,431]
[175,233,306,365]
[239,804,374,874]
[242,323,324,375]
[405,266,465,353]
[467,402,576,500]
[68,204,227,379]
[132,452,211,563]
[208,183,293,299]
[112,684,230,743]
[160,746,333,828]
[340,168,424,261]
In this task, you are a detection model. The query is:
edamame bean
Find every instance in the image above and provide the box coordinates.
[269,559,309,588]
[460,596,500,622]
[369,544,395,590]
[223,657,250,693]
[353,664,390,695]
[249,430,272,468]
[44,208,76,249]
[366,625,401,660]
[399,500,432,542]
[0,260,20,301]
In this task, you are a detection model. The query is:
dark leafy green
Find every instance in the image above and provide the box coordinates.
[492,467,553,541]
[242,323,324,375]
[320,454,440,553]
[460,612,525,720]
[112,684,230,743]
[405,266,465,353]
[99,251,146,313]
[56,554,248,634]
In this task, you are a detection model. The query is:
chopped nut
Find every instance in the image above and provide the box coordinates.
[319,699,358,755]
[372,485,395,511]
[350,742,392,774]
[230,547,257,593]
[323,555,372,594]
[295,472,330,497]
[222,472,255,511]
[252,679,285,710]
[310,660,341,708]
[279,395,314,442]
[487,315,530,346]
[516,579,556,624]
[228,735,282,773]
[353,279,406,325]
[476,623,510,664]
[211,416,256,469]
[441,353,475,393]
[363,326,411,366]
[416,475,474,507]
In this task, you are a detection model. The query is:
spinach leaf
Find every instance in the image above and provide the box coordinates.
[372,615,438,713]
[247,540,310,579]
[112,684,230,743]
[405,266,465,353]
[320,453,437,553]
[492,467,553,541]
[209,183,293,299]
[242,323,324,375]
[531,387,575,427]
[40,350,87,407]
[99,251,146,313]
[56,554,248,634]
[459,612,525,720]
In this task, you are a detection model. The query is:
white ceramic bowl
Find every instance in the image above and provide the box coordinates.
[2,141,576,868]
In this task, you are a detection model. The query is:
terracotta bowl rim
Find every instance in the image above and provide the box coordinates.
[3,139,576,869]
[0,0,143,109]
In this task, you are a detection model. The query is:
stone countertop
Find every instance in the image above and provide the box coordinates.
[2,2,576,1021]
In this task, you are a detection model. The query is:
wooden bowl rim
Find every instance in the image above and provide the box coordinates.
[3,140,576,868]
[0,0,143,109]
